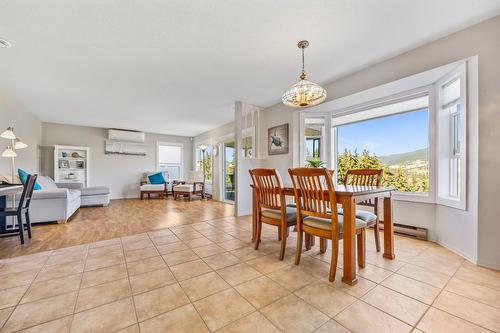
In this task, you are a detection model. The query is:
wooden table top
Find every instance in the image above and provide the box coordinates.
[252,184,395,197]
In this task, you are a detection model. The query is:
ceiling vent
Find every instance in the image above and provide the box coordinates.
[108,129,145,143]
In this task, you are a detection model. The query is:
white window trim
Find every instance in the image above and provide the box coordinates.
[436,62,467,210]
[194,141,214,185]
[156,141,184,180]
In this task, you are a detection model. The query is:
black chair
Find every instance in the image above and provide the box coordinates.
[0,174,37,244]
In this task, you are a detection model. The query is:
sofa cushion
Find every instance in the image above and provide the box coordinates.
[37,176,58,190]
[18,169,41,190]
[80,186,110,196]
[141,184,165,191]
[174,184,194,192]
[148,172,166,184]
[303,215,366,232]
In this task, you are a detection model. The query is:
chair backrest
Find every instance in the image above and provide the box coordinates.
[344,169,382,207]
[288,167,338,221]
[18,174,37,211]
[249,168,284,211]
[187,170,204,184]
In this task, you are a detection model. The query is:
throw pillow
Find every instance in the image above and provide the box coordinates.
[148,172,166,184]
[17,168,42,190]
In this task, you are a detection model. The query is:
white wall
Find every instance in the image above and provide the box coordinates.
[0,94,41,178]
[257,16,500,268]
[41,122,192,199]
[193,121,235,202]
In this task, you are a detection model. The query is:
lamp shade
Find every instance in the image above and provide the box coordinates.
[14,138,28,149]
[0,127,16,140]
[282,78,327,107]
[199,144,207,151]
[2,146,17,158]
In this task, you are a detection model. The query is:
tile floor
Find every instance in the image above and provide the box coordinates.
[0,215,498,332]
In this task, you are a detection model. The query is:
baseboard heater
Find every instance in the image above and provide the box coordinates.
[378,221,428,240]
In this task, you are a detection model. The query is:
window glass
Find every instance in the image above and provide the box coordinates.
[157,144,183,179]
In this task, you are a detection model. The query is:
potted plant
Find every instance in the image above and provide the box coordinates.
[306,157,325,168]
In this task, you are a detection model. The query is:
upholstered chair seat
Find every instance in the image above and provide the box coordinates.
[303,215,367,232]
[261,207,297,223]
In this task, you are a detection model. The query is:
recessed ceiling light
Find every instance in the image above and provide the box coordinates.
[0,39,12,48]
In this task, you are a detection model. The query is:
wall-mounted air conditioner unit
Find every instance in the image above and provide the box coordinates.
[108,129,145,143]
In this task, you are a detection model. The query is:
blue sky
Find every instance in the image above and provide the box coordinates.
[337,109,429,157]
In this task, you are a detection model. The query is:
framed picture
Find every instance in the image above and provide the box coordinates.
[59,160,70,169]
[268,123,289,155]
[75,161,85,169]
[241,126,255,159]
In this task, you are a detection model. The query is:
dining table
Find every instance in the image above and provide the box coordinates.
[251,184,395,285]
[0,184,23,231]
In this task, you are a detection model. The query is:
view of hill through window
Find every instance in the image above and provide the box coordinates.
[336,109,429,192]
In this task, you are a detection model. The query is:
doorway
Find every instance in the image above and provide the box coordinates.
[222,140,235,202]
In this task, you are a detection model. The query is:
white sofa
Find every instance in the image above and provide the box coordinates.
[30,176,110,223]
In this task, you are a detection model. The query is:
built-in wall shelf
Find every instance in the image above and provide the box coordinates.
[54,145,89,187]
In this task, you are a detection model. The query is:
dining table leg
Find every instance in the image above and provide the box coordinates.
[383,195,395,259]
[342,197,357,285]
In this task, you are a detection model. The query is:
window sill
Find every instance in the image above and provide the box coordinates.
[393,192,434,204]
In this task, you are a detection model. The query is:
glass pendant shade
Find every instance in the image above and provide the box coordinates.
[14,138,28,149]
[282,76,327,107]
[0,127,16,140]
[282,40,326,108]
[2,146,17,158]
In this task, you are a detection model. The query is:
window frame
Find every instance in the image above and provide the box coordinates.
[156,141,184,180]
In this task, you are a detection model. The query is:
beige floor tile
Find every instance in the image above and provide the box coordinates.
[194,288,255,331]
[85,253,124,271]
[71,297,137,333]
[206,233,236,243]
[417,307,491,333]
[115,324,140,333]
[455,261,500,290]
[203,252,241,270]
[396,264,451,288]
[126,255,166,276]
[147,228,173,238]
[433,290,500,332]
[139,303,209,332]
[36,261,85,282]
[0,269,38,290]
[45,251,87,266]
[122,239,153,251]
[217,263,262,286]
[365,252,406,272]
[295,282,357,317]
[218,239,248,251]
[362,285,428,326]
[235,276,290,309]
[217,311,280,333]
[170,259,212,281]
[176,231,204,241]
[162,249,199,266]
[129,268,176,294]
[156,241,189,255]
[89,238,121,249]
[192,244,226,258]
[76,278,131,312]
[21,274,81,304]
[357,263,393,283]
[81,263,127,288]
[133,283,190,321]
[268,265,318,291]
[17,315,73,333]
[0,307,14,328]
[314,319,352,333]
[329,273,377,298]
[170,225,196,234]
[380,273,440,305]
[124,246,159,263]
[335,301,411,333]
[230,246,267,261]
[2,291,77,333]
[52,244,88,256]
[0,285,29,309]
[260,294,329,333]
[446,277,500,308]
[151,234,180,246]
[294,256,332,279]
[87,244,123,258]
[184,237,214,248]
[0,260,45,276]
[246,255,289,274]
[121,233,149,243]
[180,272,230,301]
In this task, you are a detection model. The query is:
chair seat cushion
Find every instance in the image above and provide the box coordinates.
[303,215,366,232]
[261,207,297,223]
[174,184,194,192]
[338,208,377,223]
[140,184,165,191]
[81,186,110,196]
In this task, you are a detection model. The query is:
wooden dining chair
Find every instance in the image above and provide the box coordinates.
[0,174,37,244]
[249,168,297,260]
[288,167,367,282]
[341,169,383,252]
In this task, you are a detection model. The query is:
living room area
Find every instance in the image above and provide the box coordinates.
[1,1,500,332]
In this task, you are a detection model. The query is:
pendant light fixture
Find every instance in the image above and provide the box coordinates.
[282,40,326,108]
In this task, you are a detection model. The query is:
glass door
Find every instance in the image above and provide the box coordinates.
[223,140,235,202]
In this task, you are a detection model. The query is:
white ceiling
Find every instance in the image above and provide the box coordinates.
[1,1,499,137]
